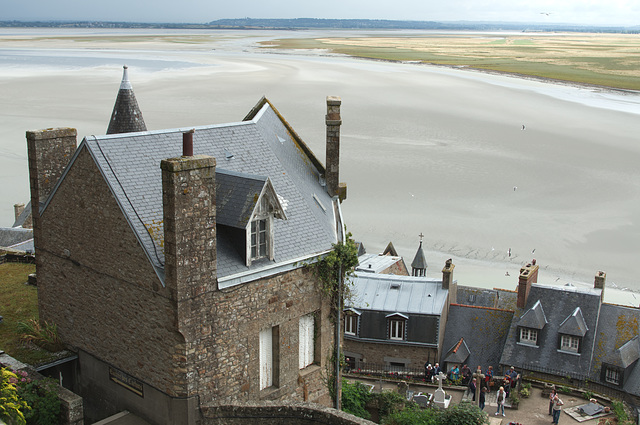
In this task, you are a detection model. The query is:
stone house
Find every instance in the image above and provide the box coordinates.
[342,243,457,371]
[27,70,349,423]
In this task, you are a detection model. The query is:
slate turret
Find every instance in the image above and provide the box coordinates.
[107,65,147,135]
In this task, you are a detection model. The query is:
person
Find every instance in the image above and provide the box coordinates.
[495,386,506,416]
[425,363,433,382]
[503,373,512,398]
[461,364,471,385]
[485,365,494,387]
[450,364,460,381]
[509,366,520,388]
[479,386,487,410]
[433,363,441,377]
[552,393,564,424]
[548,388,557,415]
[468,378,477,401]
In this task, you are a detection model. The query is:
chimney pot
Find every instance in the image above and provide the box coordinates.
[183,129,194,157]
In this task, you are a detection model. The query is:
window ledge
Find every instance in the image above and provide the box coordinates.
[259,386,286,400]
[299,364,321,378]
[557,349,580,356]
[517,342,539,348]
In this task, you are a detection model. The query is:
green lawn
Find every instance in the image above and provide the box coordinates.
[0,262,58,366]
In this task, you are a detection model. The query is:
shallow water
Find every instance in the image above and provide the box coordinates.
[1,29,638,304]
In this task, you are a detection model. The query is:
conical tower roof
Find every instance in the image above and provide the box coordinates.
[107,65,147,135]
[411,241,428,270]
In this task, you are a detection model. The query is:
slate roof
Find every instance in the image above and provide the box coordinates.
[443,338,471,364]
[348,273,448,316]
[591,303,640,396]
[106,66,147,135]
[500,283,602,377]
[0,227,33,250]
[518,300,548,330]
[355,253,404,274]
[411,242,427,270]
[456,285,499,308]
[558,307,588,337]
[11,201,31,228]
[443,304,514,371]
[45,98,340,285]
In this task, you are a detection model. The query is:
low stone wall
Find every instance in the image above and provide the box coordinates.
[0,252,36,265]
[201,401,375,425]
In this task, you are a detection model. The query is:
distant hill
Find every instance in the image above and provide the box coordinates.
[0,18,637,33]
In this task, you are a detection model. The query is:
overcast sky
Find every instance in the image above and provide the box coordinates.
[3,0,639,27]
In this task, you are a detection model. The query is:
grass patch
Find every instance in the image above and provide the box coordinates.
[0,263,59,366]
[261,33,640,90]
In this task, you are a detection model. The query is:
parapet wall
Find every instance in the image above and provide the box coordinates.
[201,401,375,425]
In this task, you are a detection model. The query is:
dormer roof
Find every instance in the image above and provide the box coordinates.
[605,336,640,369]
[443,337,471,364]
[216,170,286,229]
[518,299,547,329]
[558,307,588,337]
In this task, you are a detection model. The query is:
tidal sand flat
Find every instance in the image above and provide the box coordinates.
[0,29,639,303]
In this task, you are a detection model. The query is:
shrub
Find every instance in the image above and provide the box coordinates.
[383,400,488,425]
[341,379,372,419]
[16,376,61,425]
[611,400,629,423]
[0,368,29,425]
[17,319,65,352]
[519,387,530,398]
[371,390,407,419]
[582,390,594,400]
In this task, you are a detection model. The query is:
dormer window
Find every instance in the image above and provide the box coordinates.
[215,170,287,267]
[386,313,408,341]
[560,335,580,353]
[520,327,538,345]
[250,218,268,260]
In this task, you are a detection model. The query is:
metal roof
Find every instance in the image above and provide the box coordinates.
[348,273,448,316]
[355,253,403,274]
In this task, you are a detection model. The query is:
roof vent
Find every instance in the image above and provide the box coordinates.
[390,283,401,290]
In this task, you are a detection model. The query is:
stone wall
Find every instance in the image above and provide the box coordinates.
[202,401,374,425]
[344,338,438,369]
[37,147,184,398]
[204,267,334,406]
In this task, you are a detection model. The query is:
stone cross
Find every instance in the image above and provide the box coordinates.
[436,372,446,391]
[473,366,485,407]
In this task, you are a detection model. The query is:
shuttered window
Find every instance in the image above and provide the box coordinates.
[299,314,315,369]
[260,327,273,389]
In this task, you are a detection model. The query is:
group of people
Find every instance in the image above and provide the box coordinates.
[548,388,564,424]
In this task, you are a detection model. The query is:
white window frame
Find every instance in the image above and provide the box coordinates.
[605,367,620,385]
[389,318,405,341]
[345,314,358,336]
[299,314,315,369]
[560,334,580,352]
[520,327,538,345]
[260,327,273,389]
[250,218,268,260]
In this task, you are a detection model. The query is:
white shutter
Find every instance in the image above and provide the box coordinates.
[299,314,315,369]
[260,328,273,389]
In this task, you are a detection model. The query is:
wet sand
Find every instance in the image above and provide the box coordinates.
[1,29,639,304]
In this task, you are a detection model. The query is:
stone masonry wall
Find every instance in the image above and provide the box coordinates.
[201,266,334,406]
[344,339,438,369]
[37,147,184,396]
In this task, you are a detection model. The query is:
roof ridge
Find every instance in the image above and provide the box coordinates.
[450,303,514,313]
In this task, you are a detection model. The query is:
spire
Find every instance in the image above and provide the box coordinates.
[107,65,147,135]
[411,233,427,276]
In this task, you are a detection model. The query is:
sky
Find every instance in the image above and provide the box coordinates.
[3,0,639,27]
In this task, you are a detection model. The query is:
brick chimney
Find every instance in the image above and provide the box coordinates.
[594,270,606,301]
[26,128,77,248]
[442,258,457,304]
[517,259,539,308]
[325,96,346,200]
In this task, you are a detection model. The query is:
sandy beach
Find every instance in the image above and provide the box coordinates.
[1,29,639,304]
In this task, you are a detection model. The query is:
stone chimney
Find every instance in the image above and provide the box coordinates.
[517,259,539,309]
[27,128,77,247]
[442,258,457,304]
[594,270,606,301]
[325,96,346,200]
[161,151,217,299]
[13,203,25,222]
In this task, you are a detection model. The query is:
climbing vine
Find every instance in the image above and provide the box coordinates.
[311,232,359,322]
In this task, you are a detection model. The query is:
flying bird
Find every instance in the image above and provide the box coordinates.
[540,12,552,16]
[521,125,526,130]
